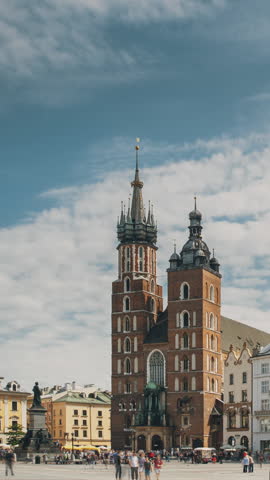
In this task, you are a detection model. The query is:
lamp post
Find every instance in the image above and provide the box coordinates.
[71,432,74,456]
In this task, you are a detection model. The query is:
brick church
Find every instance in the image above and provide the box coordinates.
[111,148,224,451]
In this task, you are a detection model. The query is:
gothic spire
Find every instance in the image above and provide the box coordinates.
[131,140,144,223]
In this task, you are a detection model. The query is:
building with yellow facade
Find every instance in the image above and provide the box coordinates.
[40,383,111,448]
[0,378,30,445]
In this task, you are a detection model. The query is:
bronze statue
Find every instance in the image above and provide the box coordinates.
[32,382,42,408]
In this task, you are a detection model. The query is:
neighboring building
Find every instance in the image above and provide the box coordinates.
[223,343,252,450]
[252,344,270,452]
[40,383,111,447]
[111,150,223,451]
[0,378,30,445]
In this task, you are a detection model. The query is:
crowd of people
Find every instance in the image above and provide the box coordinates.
[113,451,163,480]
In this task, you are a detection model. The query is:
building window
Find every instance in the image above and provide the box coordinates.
[182,378,188,392]
[11,401,17,411]
[183,312,189,328]
[209,313,214,329]
[74,410,78,416]
[262,363,269,374]
[229,374,234,385]
[82,410,87,416]
[262,399,270,410]
[192,332,196,348]
[117,338,121,353]
[180,282,190,300]
[260,418,270,433]
[148,350,165,386]
[209,285,214,302]
[228,413,236,429]
[83,430,87,438]
[59,419,62,425]
[125,277,130,292]
[150,298,155,314]
[83,420,87,426]
[242,372,247,384]
[242,390,247,402]
[59,430,62,437]
[124,337,131,353]
[125,383,131,394]
[241,411,249,428]
[74,419,78,426]
[117,359,122,374]
[210,356,215,372]
[124,316,130,332]
[98,411,102,417]
[125,358,131,374]
[12,421,18,429]
[262,381,269,393]
[98,420,102,426]
[151,279,155,293]
[183,356,189,372]
[211,378,215,392]
[98,430,103,438]
[59,409,62,416]
[228,436,236,446]
[124,297,130,312]
[183,333,189,349]
[229,392,234,403]
[183,416,189,426]
[74,430,79,437]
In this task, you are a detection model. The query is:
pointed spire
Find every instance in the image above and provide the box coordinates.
[120,201,124,225]
[147,200,151,224]
[127,194,131,223]
[151,203,155,226]
[174,239,176,254]
[131,138,144,223]
[194,195,197,210]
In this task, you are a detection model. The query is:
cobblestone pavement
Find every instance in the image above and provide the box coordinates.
[1,461,268,480]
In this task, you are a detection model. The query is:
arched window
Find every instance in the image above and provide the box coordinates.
[175,334,179,349]
[228,435,236,446]
[134,357,138,373]
[210,356,215,372]
[183,312,189,328]
[133,316,137,331]
[175,378,179,391]
[126,247,131,272]
[174,355,179,371]
[192,332,196,348]
[134,337,138,352]
[139,247,143,272]
[191,353,196,370]
[124,296,130,312]
[209,285,214,302]
[124,316,130,332]
[209,313,214,329]
[180,282,190,300]
[124,338,131,353]
[151,279,155,293]
[241,436,249,448]
[182,378,188,392]
[210,335,215,351]
[211,378,215,392]
[125,277,130,292]
[150,298,156,313]
[117,317,121,333]
[148,350,165,386]
[117,359,121,374]
[191,377,196,391]
[117,338,121,353]
[183,356,189,371]
[125,358,131,374]
[183,333,189,349]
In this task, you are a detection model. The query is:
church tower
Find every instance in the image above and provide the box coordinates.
[111,144,163,449]
[167,199,222,448]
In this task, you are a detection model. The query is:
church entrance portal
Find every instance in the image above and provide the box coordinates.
[152,435,163,451]
[137,435,146,451]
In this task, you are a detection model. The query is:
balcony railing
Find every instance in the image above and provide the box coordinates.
[254,410,270,416]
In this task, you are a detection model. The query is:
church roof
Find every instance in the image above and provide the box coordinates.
[143,310,270,351]
[221,316,270,353]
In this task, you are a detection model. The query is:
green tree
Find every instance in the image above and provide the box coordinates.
[6,424,25,446]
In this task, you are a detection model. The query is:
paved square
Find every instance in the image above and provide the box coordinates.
[1,462,268,480]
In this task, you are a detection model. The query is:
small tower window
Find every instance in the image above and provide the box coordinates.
[183,312,189,328]
[209,313,214,329]
[211,378,215,392]
[125,277,130,292]
[150,279,155,293]
[150,298,155,314]
[124,316,130,332]
[139,247,143,272]
[124,338,131,353]
[183,356,189,372]
[209,285,214,302]
[183,333,189,349]
[183,283,189,299]
[124,297,130,312]
[125,358,131,374]
[183,378,188,392]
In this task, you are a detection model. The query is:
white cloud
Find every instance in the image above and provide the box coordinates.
[2,132,270,390]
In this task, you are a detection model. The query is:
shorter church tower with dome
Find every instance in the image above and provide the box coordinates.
[111,147,223,451]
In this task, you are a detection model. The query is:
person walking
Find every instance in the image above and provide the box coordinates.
[248,454,254,473]
[242,453,249,473]
[129,452,139,480]
[153,454,163,480]
[114,451,122,480]
[144,457,152,480]
[138,453,146,480]
[5,449,15,476]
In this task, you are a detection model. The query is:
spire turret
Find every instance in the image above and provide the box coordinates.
[117,140,157,245]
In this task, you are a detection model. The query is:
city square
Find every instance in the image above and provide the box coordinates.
[0,461,268,480]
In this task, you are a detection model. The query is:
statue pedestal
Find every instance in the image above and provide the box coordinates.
[28,406,47,432]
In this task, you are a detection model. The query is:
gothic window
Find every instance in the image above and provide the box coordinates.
[148,350,165,386]
[209,285,214,302]
[150,298,156,313]
[125,358,131,374]
[139,247,143,271]
[134,357,138,373]
[125,277,130,292]
[175,378,179,392]
[210,356,215,372]
[210,335,215,351]
[117,317,121,333]
[126,247,131,272]
[183,333,189,349]
[125,383,131,394]
[209,313,214,329]
[124,297,130,312]
[124,338,131,353]
[183,312,189,328]
[182,378,188,392]
[183,356,189,372]
[191,377,196,391]
[174,355,179,371]
[124,316,130,332]
[117,338,121,353]
[180,282,190,300]
[151,279,155,293]
[211,378,215,392]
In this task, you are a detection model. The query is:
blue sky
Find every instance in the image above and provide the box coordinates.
[1,0,270,390]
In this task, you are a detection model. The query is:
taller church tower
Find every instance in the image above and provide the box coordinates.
[167,199,222,448]
[111,145,163,449]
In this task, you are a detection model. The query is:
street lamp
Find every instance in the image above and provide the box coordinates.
[71,432,74,455]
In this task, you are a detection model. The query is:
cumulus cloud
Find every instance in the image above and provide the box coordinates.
[1,132,270,390]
